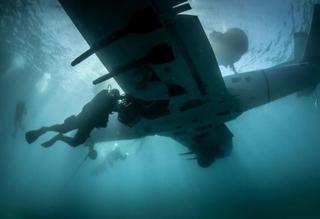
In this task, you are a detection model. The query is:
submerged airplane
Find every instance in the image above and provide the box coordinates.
[56,0,320,167]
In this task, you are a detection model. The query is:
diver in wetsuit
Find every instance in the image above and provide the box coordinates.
[13,101,27,137]
[92,146,128,175]
[25,89,121,147]
[106,146,128,166]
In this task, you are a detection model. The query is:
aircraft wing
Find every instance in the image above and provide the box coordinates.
[58,0,229,107]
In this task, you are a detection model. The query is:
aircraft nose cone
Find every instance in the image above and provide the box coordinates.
[224,28,249,54]
[209,28,249,67]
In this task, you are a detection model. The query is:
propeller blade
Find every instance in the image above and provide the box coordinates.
[187,157,197,160]
[180,151,194,156]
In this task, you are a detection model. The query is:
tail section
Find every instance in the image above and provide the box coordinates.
[304,4,320,63]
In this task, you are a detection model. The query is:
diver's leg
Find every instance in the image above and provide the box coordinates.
[41,134,62,148]
[67,126,93,147]
[25,127,50,144]
[46,115,78,133]
[25,115,78,144]
[12,116,22,138]
[41,133,80,148]
[42,126,93,148]
[17,117,23,129]
[12,120,18,138]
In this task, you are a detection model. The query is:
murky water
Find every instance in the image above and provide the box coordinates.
[1,0,320,218]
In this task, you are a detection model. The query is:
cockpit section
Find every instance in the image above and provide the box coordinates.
[117,95,171,127]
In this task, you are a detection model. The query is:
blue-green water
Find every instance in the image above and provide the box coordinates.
[1,0,320,218]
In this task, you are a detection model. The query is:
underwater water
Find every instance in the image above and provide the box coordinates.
[1,0,320,218]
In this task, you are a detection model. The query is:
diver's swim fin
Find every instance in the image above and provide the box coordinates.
[187,157,197,160]
[25,128,47,144]
[41,134,61,148]
[180,151,194,156]
[41,138,55,148]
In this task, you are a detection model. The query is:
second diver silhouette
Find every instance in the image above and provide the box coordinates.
[13,100,27,138]
[25,89,121,147]
[92,145,128,175]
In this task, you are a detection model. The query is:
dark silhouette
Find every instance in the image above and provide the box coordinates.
[209,28,249,73]
[84,138,98,160]
[92,146,128,175]
[13,101,27,137]
[25,89,121,147]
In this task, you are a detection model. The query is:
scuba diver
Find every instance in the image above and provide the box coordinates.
[92,146,128,175]
[25,89,122,147]
[13,100,27,137]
